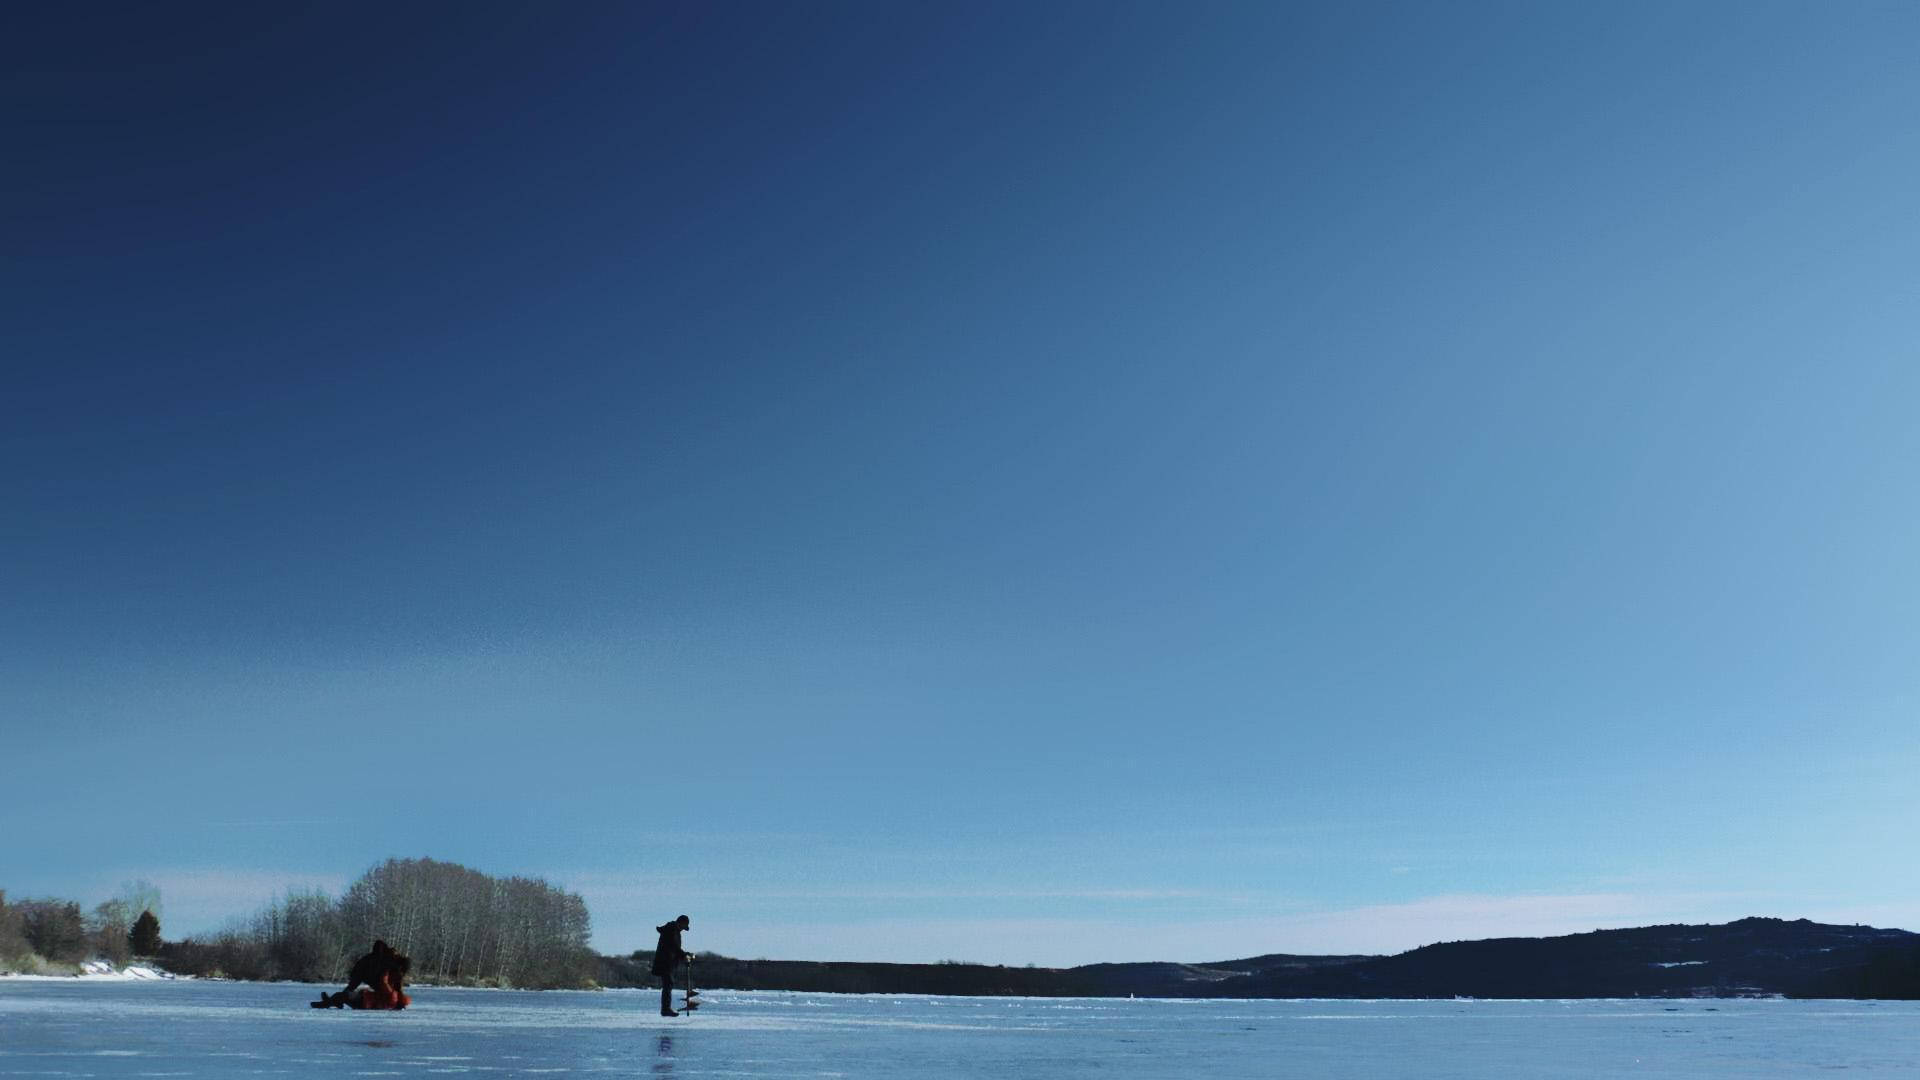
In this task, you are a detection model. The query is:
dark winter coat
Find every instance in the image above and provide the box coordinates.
[345,946,396,994]
[650,922,686,978]
[346,951,383,992]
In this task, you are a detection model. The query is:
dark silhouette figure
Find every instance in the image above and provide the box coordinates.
[651,915,691,1016]
[312,940,412,1009]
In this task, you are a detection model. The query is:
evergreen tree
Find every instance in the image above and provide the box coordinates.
[130,910,161,956]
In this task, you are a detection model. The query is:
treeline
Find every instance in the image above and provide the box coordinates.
[599,952,1103,996]
[160,857,596,989]
[1832,943,1920,1000]
[591,921,1920,1000]
[0,884,163,975]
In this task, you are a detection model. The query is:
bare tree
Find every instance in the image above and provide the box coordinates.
[141,857,598,988]
[118,880,162,924]
[89,900,133,966]
[19,899,87,963]
[0,892,30,966]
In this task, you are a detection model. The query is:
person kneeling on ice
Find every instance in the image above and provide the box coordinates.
[313,940,412,1010]
[652,915,691,1016]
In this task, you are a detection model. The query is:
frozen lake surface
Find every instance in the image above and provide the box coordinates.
[5,980,1919,1078]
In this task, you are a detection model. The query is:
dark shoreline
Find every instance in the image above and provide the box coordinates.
[604,917,1920,1000]
[22,915,1917,1001]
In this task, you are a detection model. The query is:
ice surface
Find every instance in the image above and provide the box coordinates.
[3,980,1919,1078]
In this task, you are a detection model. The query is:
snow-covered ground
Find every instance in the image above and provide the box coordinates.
[0,961,181,981]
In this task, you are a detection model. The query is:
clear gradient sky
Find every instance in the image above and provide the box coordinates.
[6,1,1920,965]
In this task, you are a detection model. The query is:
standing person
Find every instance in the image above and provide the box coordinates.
[651,915,691,1016]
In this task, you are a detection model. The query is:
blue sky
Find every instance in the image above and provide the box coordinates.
[6,1,1919,965]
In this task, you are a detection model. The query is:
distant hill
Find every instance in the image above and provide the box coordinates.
[1206,917,1917,999]
[606,918,1920,999]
